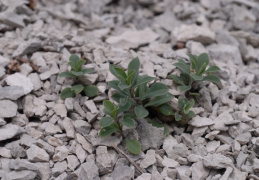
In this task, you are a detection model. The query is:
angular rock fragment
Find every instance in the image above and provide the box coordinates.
[203,153,232,169]
[77,160,99,180]
[96,146,113,175]
[0,100,18,118]
[0,124,24,141]
[140,149,156,169]
[0,86,25,100]
[26,145,50,162]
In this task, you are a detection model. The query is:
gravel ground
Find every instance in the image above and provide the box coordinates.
[0,0,259,180]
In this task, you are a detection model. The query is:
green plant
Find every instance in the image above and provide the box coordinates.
[174,97,195,122]
[59,54,98,99]
[109,57,173,119]
[168,53,221,97]
[99,100,141,154]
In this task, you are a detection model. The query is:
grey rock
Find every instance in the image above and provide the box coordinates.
[220,166,233,180]
[20,133,36,147]
[76,133,93,153]
[215,30,239,46]
[0,118,6,126]
[12,39,41,57]
[140,149,156,168]
[176,166,191,180]
[186,41,208,55]
[136,119,164,151]
[203,153,233,169]
[96,146,113,175]
[188,116,214,127]
[235,132,251,145]
[236,151,248,169]
[35,139,55,154]
[73,120,91,136]
[206,141,220,153]
[5,73,33,94]
[211,111,234,131]
[42,122,62,135]
[135,173,151,180]
[26,145,50,162]
[0,100,18,118]
[0,147,11,158]
[154,11,180,32]
[91,133,122,147]
[0,55,9,67]
[63,117,75,138]
[173,24,215,44]
[52,161,67,177]
[162,156,180,168]
[208,44,243,65]
[253,158,259,173]
[4,170,37,180]
[0,86,25,100]
[53,104,67,118]
[8,141,26,158]
[53,145,69,162]
[110,165,134,180]
[23,95,47,117]
[191,161,209,180]
[84,100,99,114]
[9,159,38,171]
[75,144,87,164]
[28,73,42,91]
[77,160,99,180]
[249,93,259,108]
[106,28,159,49]
[0,124,24,141]
[67,155,80,171]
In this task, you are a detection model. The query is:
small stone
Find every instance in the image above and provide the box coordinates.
[84,100,99,114]
[188,116,214,127]
[96,146,112,175]
[0,147,11,158]
[0,118,6,126]
[67,155,80,171]
[77,160,99,180]
[0,124,24,141]
[140,149,156,168]
[0,100,18,118]
[5,73,34,94]
[4,170,37,180]
[36,139,55,154]
[76,133,93,153]
[253,158,259,173]
[53,104,67,118]
[211,111,234,131]
[206,141,220,153]
[28,73,42,91]
[0,86,25,100]
[75,144,87,164]
[52,161,67,177]
[26,145,50,162]
[162,156,180,168]
[63,117,75,138]
[73,120,91,136]
[65,98,73,111]
[110,165,134,180]
[0,55,9,67]
[42,122,62,135]
[191,161,209,180]
[203,153,232,169]
[235,132,252,145]
[236,151,248,169]
[135,173,151,180]
[53,145,69,162]
[12,39,41,57]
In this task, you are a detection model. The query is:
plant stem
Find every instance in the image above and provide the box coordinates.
[129,88,139,104]
[115,118,125,139]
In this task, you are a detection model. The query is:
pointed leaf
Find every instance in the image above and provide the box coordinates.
[75,60,86,71]
[121,117,135,128]
[179,85,191,92]
[108,80,130,96]
[118,81,130,90]
[111,108,119,119]
[82,68,94,74]
[112,92,128,103]
[84,85,99,97]
[109,64,126,82]
[187,54,198,70]
[203,75,221,83]
[59,72,76,79]
[69,54,80,70]
[168,74,184,85]
[103,100,115,114]
[71,84,84,94]
[187,111,195,118]
[183,99,195,114]
[99,117,114,127]
[205,66,221,73]
[132,75,155,89]
[159,103,174,116]
[71,71,84,76]
[127,57,140,84]
[134,105,149,118]
[126,139,141,154]
[124,113,136,119]
[141,83,168,99]
[114,67,127,79]
[178,97,188,110]
[173,62,190,74]
[197,53,209,72]
[174,113,182,121]
[145,93,173,107]
[117,102,131,115]
[60,88,76,99]
[99,123,119,137]
[190,73,203,81]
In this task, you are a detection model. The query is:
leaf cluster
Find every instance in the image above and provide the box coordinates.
[59,54,98,99]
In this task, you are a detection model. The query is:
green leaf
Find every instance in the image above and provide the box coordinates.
[111,108,119,119]
[197,53,209,72]
[187,111,195,118]
[127,57,140,84]
[69,54,80,70]
[118,81,130,90]
[145,93,173,107]
[173,62,190,74]
[75,60,86,71]
[126,139,141,154]
[134,105,149,118]
[205,66,221,73]
[189,92,200,96]
[109,64,126,82]
[103,100,115,114]
[174,113,182,121]
[124,113,136,119]
[180,73,191,85]
[112,92,128,103]
[159,103,174,116]
[132,75,155,90]
[99,117,114,127]
[71,84,84,94]
[71,71,84,76]
[120,97,128,106]
[183,99,195,114]
[82,68,94,74]
[99,123,119,137]
[117,102,131,115]
[179,85,191,92]
[190,73,203,81]
[178,97,188,110]
[146,118,169,136]
[114,67,127,79]
[84,85,99,97]
[121,117,135,128]
[168,75,184,85]
[203,74,221,83]
[135,83,147,98]
[108,80,130,96]
[141,83,168,100]
[60,88,76,99]
[187,54,198,70]
[59,72,76,79]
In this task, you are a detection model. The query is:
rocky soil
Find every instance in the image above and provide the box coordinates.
[0,0,259,179]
